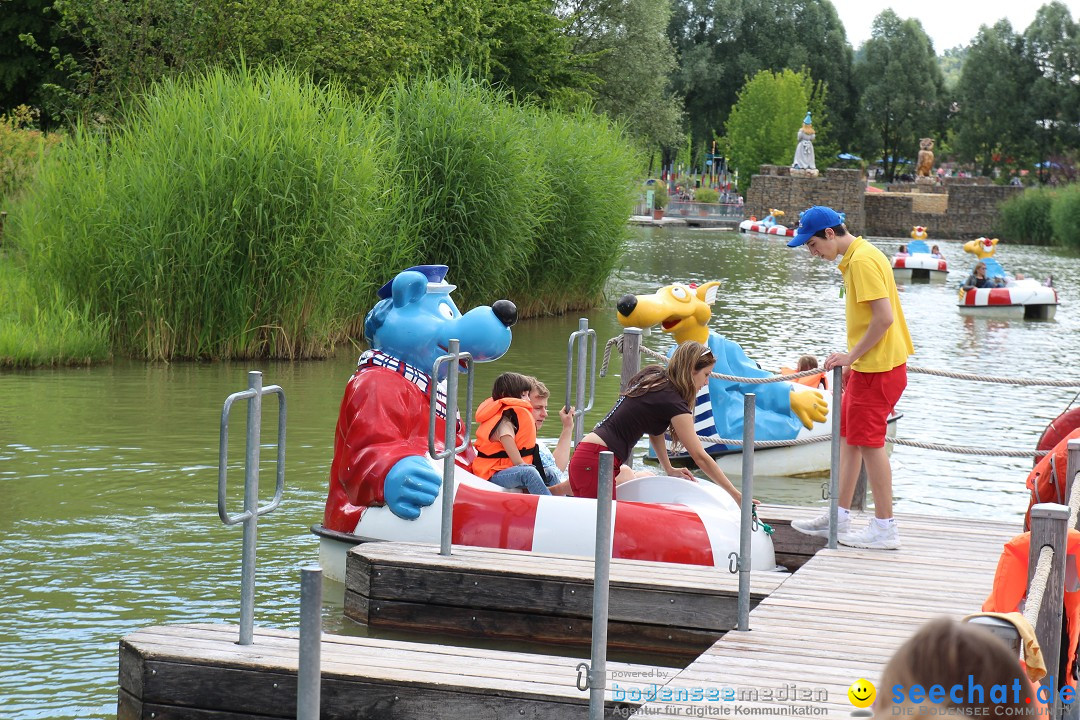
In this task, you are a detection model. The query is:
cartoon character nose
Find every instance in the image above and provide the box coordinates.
[492,299,517,327]
[616,294,637,317]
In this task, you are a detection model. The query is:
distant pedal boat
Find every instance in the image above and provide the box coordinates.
[957,280,1058,320]
[738,219,796,237]
[892,240,948,283]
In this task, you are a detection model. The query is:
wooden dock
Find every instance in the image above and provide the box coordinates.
[117,504,1022,719]
[637,505,1020,718]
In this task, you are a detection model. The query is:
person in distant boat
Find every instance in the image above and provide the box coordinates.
[930,245,944,259]
[473,372,572,496]
[896,244,909,257]
[874,617,1036,717]
[523,376,574,489]
[786,206,914,550]
[567,341,753,505]
[781,354,828,390]
[962,261,1006,290]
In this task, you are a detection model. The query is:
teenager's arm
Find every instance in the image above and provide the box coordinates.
[825,297,893,369]
[670,413,751,504]
[552,405,574,471]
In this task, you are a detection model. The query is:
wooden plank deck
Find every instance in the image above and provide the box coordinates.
[636,505,1022,718]
[118,623,665,719]
[345,539,791,661]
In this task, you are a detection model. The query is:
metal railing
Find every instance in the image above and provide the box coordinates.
[427,338,475,556]
[566,318,597,445]
[217,370,286,646]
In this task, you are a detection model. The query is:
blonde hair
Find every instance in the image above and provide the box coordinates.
[524,375,549,400]
[877,617,1033,714]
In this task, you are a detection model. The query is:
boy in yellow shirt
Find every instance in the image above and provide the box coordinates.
[787,206,914,549]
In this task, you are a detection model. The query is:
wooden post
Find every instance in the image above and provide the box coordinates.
[1028,502,1069,716]
[620,328,642,393]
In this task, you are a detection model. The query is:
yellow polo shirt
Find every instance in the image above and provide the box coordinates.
[837,236,914,373]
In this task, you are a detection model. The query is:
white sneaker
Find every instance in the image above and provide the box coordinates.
[839,522,901,550]
[791,511,850,538]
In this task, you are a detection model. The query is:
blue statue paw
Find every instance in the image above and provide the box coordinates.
[384,456,442,520]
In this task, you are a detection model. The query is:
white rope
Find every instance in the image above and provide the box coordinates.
[692,434,1047,457]
[1023,545,1055,629]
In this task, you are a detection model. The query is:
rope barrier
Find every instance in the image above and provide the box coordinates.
[1023,545,1055,630]
[603,334,1059,458]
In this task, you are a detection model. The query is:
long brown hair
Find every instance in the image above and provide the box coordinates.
[624,341,715,410]
[877,617,1034,714]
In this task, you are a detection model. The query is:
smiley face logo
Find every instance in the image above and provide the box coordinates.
[847,679,875,708]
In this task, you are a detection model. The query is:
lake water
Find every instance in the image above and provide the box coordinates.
[2,227,1079,718]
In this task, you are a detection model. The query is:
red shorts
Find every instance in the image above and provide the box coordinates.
[841,364,907,448]
[568,441,623,499]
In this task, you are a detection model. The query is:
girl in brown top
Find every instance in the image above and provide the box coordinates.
[568,340,747,504]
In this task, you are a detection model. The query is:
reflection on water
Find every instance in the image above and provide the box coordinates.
[1,227,1079,717]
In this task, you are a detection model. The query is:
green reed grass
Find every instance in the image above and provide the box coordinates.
[1049,184,1080,250]
[380,71,549,309]
[10,65,391,360]
[995,187,1057,246]
[509,107,639,316]
[0,253,110,367]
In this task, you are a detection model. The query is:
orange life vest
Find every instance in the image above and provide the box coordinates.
[780,366,828,390]
[473,397,544,481]
[1025,428,1080,531]
[983,530,1080,687]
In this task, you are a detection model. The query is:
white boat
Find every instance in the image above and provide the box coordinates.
[647,384,900,477]
[956,256,1058,320]
[739,218,796,238]
[892,240,948,283]
[313,459,777,583]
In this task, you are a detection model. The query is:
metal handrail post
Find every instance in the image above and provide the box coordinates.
[297,566,322,720]
[428,339,474,557]
[737,394,755,631]
[565,319,596,445]
[828,366,842,549]
[588,451,614,720]
[217,371,287,647]
[575,318,589,444]
[239,371,263,645]
[620,328,642,392]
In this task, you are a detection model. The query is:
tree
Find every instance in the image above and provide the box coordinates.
[1024,1,1080,183]
[855,10,945,181]
[668,0,857,152]
[952,20,1038,176]
[723,68,826,194]
[563,0,684,155]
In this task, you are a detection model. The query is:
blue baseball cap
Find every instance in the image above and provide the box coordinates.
[787,206,844,247]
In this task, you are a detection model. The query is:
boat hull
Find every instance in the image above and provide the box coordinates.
[738,220,796,237]
[957,283,1058,320]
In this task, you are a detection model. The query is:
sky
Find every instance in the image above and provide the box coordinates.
[828,0,1080,52]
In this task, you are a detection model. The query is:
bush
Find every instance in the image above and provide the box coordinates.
[0,106,62,208]
[507,107,639,315]
[995,188,1056,246]
[381,71,547,309]
[644,179,668,209]
[1050,184,1080,250]
[694,187,720,203]
[10,65,390,360]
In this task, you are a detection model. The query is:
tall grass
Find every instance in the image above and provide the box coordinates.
[1049,184,1080,250]
[995,188,1057,245]
[10,65,390,360]
[509,107,639,316]
[380,71,549,309]
[0,253,110,367]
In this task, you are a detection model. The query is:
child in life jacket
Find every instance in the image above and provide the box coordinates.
[474,372,571,495]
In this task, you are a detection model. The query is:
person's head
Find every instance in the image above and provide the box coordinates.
[524,376,549,428]
[797,355,819,371]
[787,206,848,260]
[974,261,987,277]
[932,245,940,254]
[625,341,716,409]
[491,372,532,401]
[898,244,907,253]
[876,617,1034,716]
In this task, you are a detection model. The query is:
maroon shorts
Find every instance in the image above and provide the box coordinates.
[841,364,907,448]
[568,441,624,499]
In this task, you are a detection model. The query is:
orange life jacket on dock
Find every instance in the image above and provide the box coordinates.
[983,530,1080,688]
[472,397,544,481]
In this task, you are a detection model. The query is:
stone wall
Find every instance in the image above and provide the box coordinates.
[745,166,866,234]
[864,185,1023,239]
[746,165,1023,239]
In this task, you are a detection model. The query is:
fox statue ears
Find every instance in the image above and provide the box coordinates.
[695,281,721,305]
